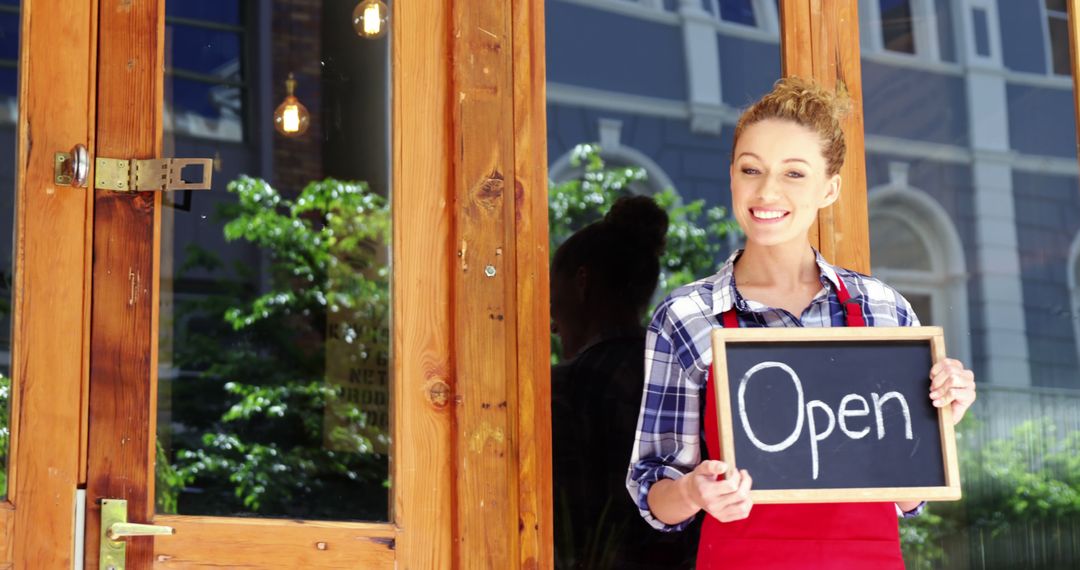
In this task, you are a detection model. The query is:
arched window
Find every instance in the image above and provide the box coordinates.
[869,169,971,363]
[548,118,675,196]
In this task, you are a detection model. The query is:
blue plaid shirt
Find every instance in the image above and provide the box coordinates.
[627,249,924,531]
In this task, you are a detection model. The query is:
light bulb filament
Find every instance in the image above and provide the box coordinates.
[363,4,382,36]
[283,104,301,133]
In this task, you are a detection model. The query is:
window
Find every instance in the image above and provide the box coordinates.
[164,1,247,141]
[860,0,940,61]
[879,0,915,54]
[706,0,779,33]
[1045,0,1070,75]
[868,182,970,365]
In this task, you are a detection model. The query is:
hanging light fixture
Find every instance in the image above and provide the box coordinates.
[353,0,389,39]
[273,73,310,137]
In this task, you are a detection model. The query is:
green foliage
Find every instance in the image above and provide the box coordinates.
[0,373,8,496]
[158,176,390,520]
[548,143,740,299]
[899,417,1080,567]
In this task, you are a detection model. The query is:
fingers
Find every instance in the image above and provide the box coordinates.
[704,469,754,523]
[929,360,976,408]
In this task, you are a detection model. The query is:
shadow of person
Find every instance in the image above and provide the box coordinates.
[551,195,699,569]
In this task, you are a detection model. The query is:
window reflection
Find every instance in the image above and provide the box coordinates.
[864,1,1080,567]
[156,0,392,522]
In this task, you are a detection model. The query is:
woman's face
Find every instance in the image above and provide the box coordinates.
[730,118,840,249]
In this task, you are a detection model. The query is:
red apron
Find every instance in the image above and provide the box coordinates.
[697,279,905,569]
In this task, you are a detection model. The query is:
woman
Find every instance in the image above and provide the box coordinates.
[625,77,977,568]
[551,196,697,568]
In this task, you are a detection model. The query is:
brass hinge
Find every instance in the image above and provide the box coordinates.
[94,157,213,192]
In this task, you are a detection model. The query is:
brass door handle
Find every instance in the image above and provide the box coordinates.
[100,499,176,570]
[107,521,176,540]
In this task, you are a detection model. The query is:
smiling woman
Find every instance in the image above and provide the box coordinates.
[628,77,976,570]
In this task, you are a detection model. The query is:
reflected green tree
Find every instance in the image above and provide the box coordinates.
[901,417,1080,569]
[157,176,390,520]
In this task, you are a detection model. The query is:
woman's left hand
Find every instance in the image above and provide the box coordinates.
[929,358,976,425]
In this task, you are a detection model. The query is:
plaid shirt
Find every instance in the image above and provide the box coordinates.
[627,249,923,531]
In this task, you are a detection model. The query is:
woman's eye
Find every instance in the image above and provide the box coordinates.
[786,170,806,179]
[741,167,760,175]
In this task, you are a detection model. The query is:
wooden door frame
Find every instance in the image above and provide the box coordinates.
[5,0,99,567]
[78,0,550,568]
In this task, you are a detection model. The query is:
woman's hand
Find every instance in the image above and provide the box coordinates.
[679,460,754,523]
[930,358,976,425]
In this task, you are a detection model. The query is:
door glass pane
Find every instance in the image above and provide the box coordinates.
[546,1,770,565]
[863,3,1080,567]
[156,0,391,522]
[0,0,18,500]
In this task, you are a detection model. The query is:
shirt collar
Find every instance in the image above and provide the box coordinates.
[708,248,845,316]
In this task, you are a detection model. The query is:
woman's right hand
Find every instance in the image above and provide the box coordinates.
[680,460,754,523]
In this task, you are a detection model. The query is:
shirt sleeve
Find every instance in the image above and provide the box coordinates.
[896,502,926,518]
[626,304,705,532]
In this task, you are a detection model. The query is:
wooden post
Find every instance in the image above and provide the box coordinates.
[392,0,455,568]
[450,0,520,565]
[448,0,552,566]
[1070,0,1080,178]
[780,0,870,273]
[10,0,97,566]
[84,0,165,567]
[511,0,553,566]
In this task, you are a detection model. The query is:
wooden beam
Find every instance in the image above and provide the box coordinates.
[511,0,553,567]
[450,0,521,565]
[10,0,96,566]
[84,0,165,567]
[780,0,870,273]
[152,517,395,569]
[392,0,455,568]
[1070,0,1080,178]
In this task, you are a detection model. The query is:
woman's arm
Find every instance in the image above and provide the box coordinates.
[648,461,753,525]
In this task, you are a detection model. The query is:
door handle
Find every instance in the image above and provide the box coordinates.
[100,498,176,570]
[54,143,89,188]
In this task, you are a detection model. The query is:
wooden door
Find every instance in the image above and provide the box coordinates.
[1,0,98,566]
[81,0,550,569]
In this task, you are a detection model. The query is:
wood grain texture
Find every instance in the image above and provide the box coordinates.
[392,0,455,568]
[1071,0,1080,177]
[511,0,552,567]
[152,517,395,569]
[9,0,96,566]
[85,0,165,567]
[451,0,521,566]
[0,505,13,564]
[780,0,869,273]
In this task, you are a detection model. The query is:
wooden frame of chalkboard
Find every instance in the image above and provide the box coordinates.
[711,326,962,504]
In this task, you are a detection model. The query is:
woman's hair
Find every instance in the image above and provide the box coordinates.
[551,195,668,315]
[732,76,852,176]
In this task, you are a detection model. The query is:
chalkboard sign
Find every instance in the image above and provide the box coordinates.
[711,327,961,504]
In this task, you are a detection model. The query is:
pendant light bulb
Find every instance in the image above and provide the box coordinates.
[274,73,310,137]
[353,0,389,39]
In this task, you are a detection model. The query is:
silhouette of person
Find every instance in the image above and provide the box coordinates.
[551,195,698,569]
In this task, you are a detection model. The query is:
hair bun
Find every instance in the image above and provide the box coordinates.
[604,195,668,256]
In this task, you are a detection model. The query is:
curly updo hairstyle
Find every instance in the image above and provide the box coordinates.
[732,76,852,176]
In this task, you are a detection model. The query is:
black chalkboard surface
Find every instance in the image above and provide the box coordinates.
[711,327,961,504]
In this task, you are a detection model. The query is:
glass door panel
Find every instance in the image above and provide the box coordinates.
[156,0,391,522]
[0,0,19,501]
